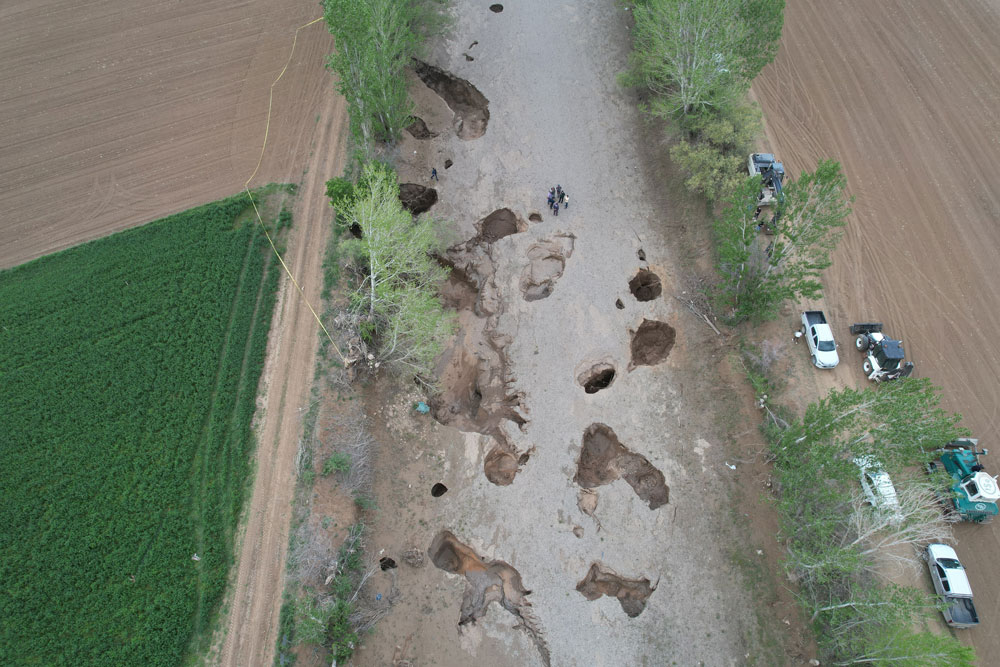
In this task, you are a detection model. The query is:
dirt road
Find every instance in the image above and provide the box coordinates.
[353,1,780,665]
[754,0,1000,657]
[0,0,333,269]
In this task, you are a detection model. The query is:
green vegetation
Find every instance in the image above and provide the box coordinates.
[764,379,975,665]
[322,452,351,476]
[713,160,852,323]
[331,162,455,380]
[0,192,285,666]
[322,0,449,157]
[625,0,784,202]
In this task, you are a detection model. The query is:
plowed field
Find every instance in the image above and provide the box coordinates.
[0,0,334,269]
[754,1,1000,656]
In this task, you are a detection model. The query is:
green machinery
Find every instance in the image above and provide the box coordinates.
[927,438,1000,523]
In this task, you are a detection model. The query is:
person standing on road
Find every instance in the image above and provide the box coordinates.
[431,167,438,181]
[547,188,555,209]
[552,198,559,216]
[563,193,569,209]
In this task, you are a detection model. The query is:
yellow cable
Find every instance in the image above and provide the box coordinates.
[243,16,347,365]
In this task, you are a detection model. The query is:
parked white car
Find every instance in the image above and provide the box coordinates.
[801,311,839,369]
[853,455,901,521]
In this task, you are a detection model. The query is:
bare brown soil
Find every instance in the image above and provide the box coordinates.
[0,0,336,270]
[753,1,1000,658]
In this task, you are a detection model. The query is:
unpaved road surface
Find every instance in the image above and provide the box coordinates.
[353,2,775,665]
[0,0,333,269]
[754,0,1000,657]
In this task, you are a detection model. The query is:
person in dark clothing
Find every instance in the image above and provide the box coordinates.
[431,168,438,181]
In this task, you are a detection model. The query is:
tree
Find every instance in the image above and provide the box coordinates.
[323,0,420,149]
[333,162,455,379]
[713,159,852,323]
[669,100,762,201]
[626,0,785,118]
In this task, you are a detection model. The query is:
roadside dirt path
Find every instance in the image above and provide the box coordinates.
[218,37,346,667]
[754,0,1000,657]
[0,0,332,269]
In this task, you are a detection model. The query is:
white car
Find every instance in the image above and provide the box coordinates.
[854,455,901,520]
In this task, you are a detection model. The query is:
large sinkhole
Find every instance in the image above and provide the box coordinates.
[399,183,438,214]
[412,60,490,140]
[628,269,662,302]
[478,208,520,243]
[575,423,669,510]
[578,363,616,394]
[629,319,676,369]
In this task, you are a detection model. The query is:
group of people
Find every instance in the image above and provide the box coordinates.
[547,185,569,216]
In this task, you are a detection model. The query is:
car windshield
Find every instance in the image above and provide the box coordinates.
[818,341,836,352]
[938,558,963,570]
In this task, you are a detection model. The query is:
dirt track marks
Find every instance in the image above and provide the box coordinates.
[218,47,347,667]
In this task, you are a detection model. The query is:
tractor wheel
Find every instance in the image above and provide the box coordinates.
[855,335,868,351]
[863,360,873,375]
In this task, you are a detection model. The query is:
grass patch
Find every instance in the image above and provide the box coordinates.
[0,189,288,666]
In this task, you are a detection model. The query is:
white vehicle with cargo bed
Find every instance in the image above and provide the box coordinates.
[925,543,979,629]
[801,311,839,369]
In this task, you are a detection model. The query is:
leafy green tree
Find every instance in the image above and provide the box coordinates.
[323,0,420,149]
[670,101,762,201]
[626,0,784,118]
[713,159,852,323]
[334,163,454,378]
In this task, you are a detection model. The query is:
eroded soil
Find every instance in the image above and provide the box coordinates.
[576,562,657,618]
[575,423,669,510]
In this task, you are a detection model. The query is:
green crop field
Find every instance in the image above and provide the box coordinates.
[0,191,287,665]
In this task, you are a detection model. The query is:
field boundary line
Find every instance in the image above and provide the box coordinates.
[242,15,348,366]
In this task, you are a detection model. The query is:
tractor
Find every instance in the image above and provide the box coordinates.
[926,439,1000,523]
[851,322,914,381]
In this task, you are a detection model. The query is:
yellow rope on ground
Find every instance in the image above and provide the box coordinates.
[242,16,348,365]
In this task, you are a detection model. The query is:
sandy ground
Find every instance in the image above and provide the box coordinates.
[753,0,1000,657]
[352,2,788,665]
[0,0,334,269]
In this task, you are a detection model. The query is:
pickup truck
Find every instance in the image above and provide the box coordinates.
[801,311,839,369]
[926,543,979,628]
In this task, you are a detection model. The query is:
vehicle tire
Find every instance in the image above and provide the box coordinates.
[856,335,868,351]
[863,360,873,375]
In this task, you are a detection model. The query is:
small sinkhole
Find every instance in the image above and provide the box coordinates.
[629,269,662,302]
[380,557,397,571]
[578,363,616,394]
[489,4,503,12]
[431,483,448,497]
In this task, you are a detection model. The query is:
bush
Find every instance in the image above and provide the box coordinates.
[322,453,351,477]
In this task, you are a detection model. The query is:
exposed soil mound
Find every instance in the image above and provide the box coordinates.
[578,363,616,394]
[412,60,490,140]
[576,563,656,618]
[477,208,521,243]
[520,234,575,301]
[574,423,669,510]
[629,319,676,370]
[429,531,549,666]
[628,269,662,302]
[405,116,437,139]
[398,183,438,214]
